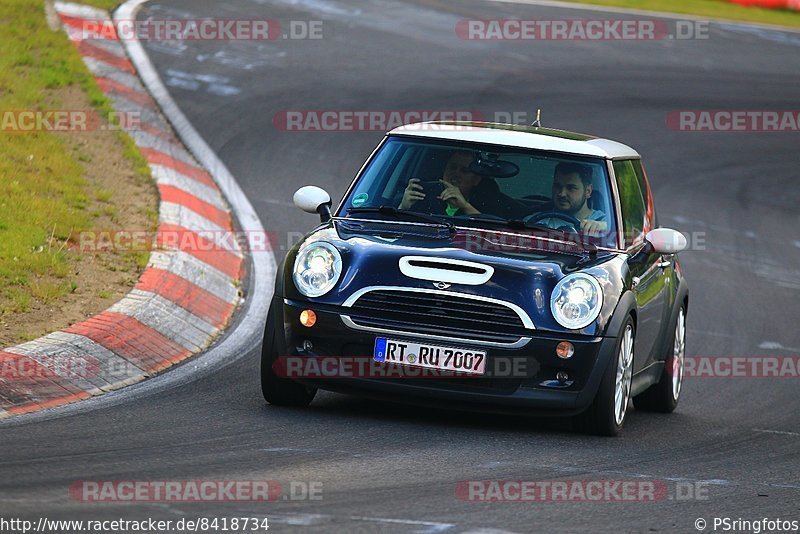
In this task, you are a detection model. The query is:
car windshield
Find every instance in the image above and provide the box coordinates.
[338,136,617,247]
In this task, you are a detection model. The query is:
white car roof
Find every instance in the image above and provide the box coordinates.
[388,122,640,159]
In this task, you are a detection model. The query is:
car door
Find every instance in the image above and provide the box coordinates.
[613,159,668,373]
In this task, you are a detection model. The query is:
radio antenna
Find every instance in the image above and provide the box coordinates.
[531,108,542,128]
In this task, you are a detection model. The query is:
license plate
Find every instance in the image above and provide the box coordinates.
[374,337,487,375]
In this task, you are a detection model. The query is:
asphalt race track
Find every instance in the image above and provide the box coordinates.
[1,1,799,532]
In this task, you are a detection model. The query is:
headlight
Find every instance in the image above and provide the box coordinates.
[550,273,603,330]
[293,241,342,297]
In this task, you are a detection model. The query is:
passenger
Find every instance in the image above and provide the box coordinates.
[399,151,523,219]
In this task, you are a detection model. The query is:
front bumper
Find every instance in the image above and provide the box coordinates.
[274,296,618,416]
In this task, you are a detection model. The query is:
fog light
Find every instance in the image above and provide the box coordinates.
[556,371,569,382]
[556,341,574,359]
[299,309,317,327]
[302,339,314,352]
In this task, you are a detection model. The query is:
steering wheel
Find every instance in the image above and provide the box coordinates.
[524,211,582,233]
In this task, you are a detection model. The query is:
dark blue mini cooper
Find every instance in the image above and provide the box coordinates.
[261,122,689,435]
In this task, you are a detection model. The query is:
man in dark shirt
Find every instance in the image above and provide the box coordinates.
[540,161,608,236]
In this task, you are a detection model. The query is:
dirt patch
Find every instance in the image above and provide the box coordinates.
[0,84,158,347]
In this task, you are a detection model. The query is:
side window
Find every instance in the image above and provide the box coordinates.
[380,145,417,200]
[613,160,646,248]
[349,140,403,207]
[631,160,655,232]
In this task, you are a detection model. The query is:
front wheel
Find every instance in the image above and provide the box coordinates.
[260,308,317,407]
[634,305,686,413]
[577,317,635,436]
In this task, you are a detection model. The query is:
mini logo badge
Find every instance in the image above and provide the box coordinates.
[434,282,451,290]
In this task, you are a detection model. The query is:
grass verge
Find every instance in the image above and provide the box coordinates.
[555,0,800,29]
[0,1,156,343]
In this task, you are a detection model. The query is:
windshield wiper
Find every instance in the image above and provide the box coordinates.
[457,215,555,233]
[457,216,596,255]
[347,206,455,233]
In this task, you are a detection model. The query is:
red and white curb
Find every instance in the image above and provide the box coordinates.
[0,2,249,418]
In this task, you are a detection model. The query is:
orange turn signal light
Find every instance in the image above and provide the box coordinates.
[299,309,317,327]
[556,341,574,359]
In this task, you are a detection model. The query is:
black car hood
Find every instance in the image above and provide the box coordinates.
[285,220,623,336]
[334,218,605,270]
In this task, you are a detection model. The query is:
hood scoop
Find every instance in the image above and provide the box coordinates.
[399,256,494,285]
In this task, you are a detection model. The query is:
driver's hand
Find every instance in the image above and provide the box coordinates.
[399,179,424,209]
[438,180,478,214]
[580,219,608,237]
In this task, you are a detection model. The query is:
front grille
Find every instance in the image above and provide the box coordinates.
[346,289,529,344]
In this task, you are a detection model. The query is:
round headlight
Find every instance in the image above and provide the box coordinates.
[293,241,342,297]
[550,273,603,330]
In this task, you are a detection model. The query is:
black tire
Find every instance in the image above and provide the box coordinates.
[577,316,635,437]
[634,305,686,413]
[260,307,317,407]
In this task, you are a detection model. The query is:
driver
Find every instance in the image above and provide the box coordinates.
[542,162,607,236]
[398,150,524,219]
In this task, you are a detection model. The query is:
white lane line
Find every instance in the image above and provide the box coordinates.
[478,460,515,469]
[268,514,328,526]
[539,463,800,490]
[460,529,521,534]
[754,429,800,437]
[268,513,463,533]
[718,23,800,47]
[257,197,296,208]
[687,328,735,339]
[660,477,735,486]
[349,516,456,533]
[261,447,319,453]
[758,341,800,353]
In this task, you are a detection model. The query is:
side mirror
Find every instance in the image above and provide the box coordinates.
[646,228,688,254]
[293,186,332,222]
